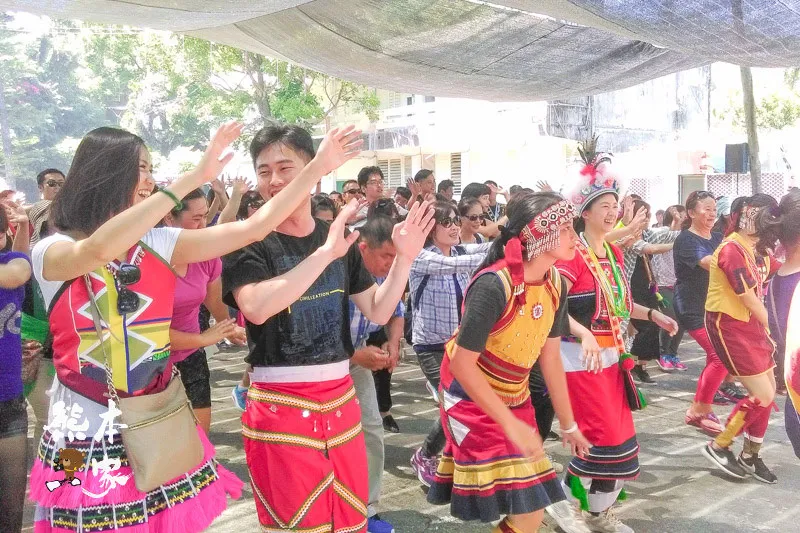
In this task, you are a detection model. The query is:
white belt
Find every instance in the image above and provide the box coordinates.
[249,360,350,383]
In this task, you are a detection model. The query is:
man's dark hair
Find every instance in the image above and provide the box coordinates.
[462,182,491,200]
[311,194,338,218]
[358,215,394,247]
[484,180,498,188]
[37,168,65,187]
[438,179,455,193]
[250,123,315,166]
[414,169,434,183]
[394,186,412,200]
[329,191,342,198]
[342,179,360,192]
[357,166,384,188]
[51,127,146,235]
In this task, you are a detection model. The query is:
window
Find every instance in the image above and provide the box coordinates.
[406,96,414,105]
[450,153,462,194]
[424,96,436,103]
[403,156,412,181]
[377,158,403,190]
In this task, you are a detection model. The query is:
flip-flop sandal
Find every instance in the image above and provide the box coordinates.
[685,411,723,436]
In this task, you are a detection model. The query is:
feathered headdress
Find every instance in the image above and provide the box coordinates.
[568,136,622,215]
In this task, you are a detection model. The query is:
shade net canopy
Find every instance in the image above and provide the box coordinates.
[2,1,798,101]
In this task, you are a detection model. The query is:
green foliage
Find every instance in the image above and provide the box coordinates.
[0,14,381,190]
[714,73,800,132]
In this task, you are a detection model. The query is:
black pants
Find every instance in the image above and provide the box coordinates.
[373,369,392,413]
[530,363,556,437]
[659,287,685,356]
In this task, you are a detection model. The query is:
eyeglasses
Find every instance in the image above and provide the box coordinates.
[464,214,487,223]
[115,263,141,314]
[438,216,461,228]
[343,188,361,195]
[45,179,64,188]
[366,179,384,187]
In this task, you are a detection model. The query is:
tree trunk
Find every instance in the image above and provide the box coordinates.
[740,66,762,193]
[0,73,14,188]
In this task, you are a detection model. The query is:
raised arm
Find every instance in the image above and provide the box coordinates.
[170,126,363,266]
[39,122,244,282]
[410,242,491,277]
[350,201,435,324]
[0,257,31,289]
[233,200,362,325]
[218,178,251,225]
[6,202,30,256]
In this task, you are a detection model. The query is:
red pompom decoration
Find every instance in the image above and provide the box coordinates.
[621,357,636,371]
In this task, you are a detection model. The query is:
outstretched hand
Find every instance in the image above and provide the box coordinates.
[391,200,435,260]
[562,427,592,458]
[193,122,244,185]
[3,201,28,227]
[315,126,363,175]
[322,199,362,259]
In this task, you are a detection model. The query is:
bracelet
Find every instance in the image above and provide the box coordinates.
[158,187,183,210]
[648,308,655,321]
[561,422,579,434]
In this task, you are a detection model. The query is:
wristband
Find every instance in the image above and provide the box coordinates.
[647,308,654,321]
[159,187,183,210]
[561,422,579,434]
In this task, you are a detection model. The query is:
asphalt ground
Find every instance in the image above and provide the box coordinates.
[21,338,800,532]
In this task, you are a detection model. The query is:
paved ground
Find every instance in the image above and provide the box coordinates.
[23,339,800,532]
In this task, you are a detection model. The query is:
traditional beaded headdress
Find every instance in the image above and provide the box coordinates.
[502,197,577,309]
[740,205,761,234]
[519,199,577,260]
[568,136,622,215]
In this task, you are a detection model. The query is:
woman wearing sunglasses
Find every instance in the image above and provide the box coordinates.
[408,201,491,487]
[458,197,488,244]
[28,122,362,533]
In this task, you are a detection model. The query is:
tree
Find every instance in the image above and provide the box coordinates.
[0,16,105,193]
[740,66,762,193]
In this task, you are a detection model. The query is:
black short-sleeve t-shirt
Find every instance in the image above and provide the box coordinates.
[673,229,722,330]
[221,219,375,367]
[456,272,569,353]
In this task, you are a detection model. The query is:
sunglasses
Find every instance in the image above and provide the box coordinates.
[344,189,361,195]
[438,216,461,228]
[374,198,394,209]
[45,179,64,188]
[464,214,488,223]
[248,199,265,209]
[115,263,141,314]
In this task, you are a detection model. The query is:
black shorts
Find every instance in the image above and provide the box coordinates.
[0,394,28,438]
[175,349,212,409]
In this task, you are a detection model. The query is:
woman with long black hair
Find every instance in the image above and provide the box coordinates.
[28,122,362,533]
[427,192,590,533]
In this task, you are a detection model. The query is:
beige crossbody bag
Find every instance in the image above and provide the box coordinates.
[83,274,204,492]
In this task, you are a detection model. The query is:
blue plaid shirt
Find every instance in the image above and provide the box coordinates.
[349,277,404,348]
[409,242,491,347]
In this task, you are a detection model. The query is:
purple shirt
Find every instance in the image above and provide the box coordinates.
[171,258,222,362]
[0,252,30,401]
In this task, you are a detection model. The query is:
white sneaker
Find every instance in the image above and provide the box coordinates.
[425,380,439,403]
[582,508,634,533]
[546,500,591,533]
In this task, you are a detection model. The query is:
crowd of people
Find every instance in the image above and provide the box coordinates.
[0,121,798,533]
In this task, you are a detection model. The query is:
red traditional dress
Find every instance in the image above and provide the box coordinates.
[427,262,566,522]
[705,231,778,378]
[557,240,639,510]
[29,230,242,533]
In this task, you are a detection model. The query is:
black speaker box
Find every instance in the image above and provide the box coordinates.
[725,143,749,174]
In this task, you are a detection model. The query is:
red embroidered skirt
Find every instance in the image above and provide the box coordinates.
[243,377,368,533]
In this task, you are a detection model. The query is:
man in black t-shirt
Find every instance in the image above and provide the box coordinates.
[222,123,433,533]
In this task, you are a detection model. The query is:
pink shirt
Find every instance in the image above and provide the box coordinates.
[171,258,222,362]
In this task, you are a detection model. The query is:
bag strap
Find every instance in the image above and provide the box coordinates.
[82,274,121,404]
[413,274,431,310]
